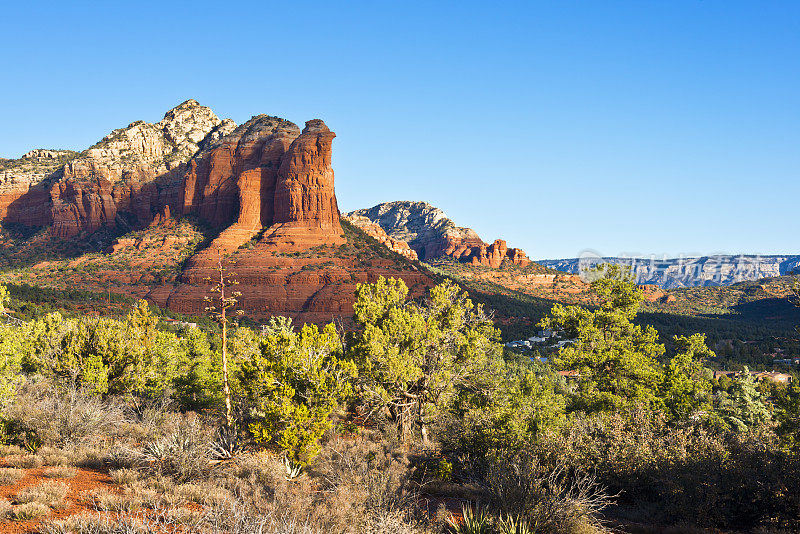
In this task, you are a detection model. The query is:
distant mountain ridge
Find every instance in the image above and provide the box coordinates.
[537,255,800,288]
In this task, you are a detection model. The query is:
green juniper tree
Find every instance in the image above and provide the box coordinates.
[350,277,500,443]
[236,322,355,464]
[540,265,666,413]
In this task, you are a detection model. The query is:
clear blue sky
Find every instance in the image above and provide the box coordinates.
[1,1,797,259]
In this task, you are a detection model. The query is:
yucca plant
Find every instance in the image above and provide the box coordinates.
[497,514,532,534]
[446,504,493,534]
[209,426,242,461]
[283,456,302,480]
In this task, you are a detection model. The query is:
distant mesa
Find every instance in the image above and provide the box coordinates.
[345,201,530,268]
[538,255,800,289]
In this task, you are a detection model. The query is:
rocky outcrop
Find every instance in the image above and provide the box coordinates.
[445,238,530,269]
[261,119,345,250]
[1,100,233,237]
[0,149,78,225]
[1,102,345,253]
[63,99,232,185]
[180,117,344,256]
[346,201,530,268]
[180,115,301,253]
[343,214,418,260]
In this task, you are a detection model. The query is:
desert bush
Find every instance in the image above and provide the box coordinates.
[0,467,24,484]
[135,415,212,482]
[0,497,11,517]
[237,322,356,464]
[6,454,43,468]
[0,444,24,456]
[536,409,800,529]
[365,508,423,534]
[312,435,416,515]
[6,383,124,447]
[43,465,77,478]
[109,468,138,486]
[9,501,49,520]
[15,480,69,508]
[483,453,612,534]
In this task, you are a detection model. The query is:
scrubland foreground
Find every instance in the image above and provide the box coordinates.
[0,270,797,533]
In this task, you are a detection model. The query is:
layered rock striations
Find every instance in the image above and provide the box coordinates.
[346,201,530,268]
[342,215,418,260]
[1,100,234,236]
[261,119,345,250]
[180,115,302,253]
[0,149,78,227]
[0,101,391,322]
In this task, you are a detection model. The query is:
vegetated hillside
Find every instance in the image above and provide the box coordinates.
[448,261,800,367]
[0,270,798,533]
[0,217,440,325]
[0,219,209,299]
[538,254,800,288]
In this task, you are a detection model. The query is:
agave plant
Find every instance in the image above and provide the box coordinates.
[209,426,242,461]
[446,504,493,534]
[496,514,532,534]
[283,456,302,480]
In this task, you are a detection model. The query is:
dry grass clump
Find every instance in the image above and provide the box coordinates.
[109,468,138,486]
[39,447,71,467]
[83,488,142,513]
[9,501,50,520]
[6,454,44,469]
[41,508,217,534]
[40,512,151,533]
[67,445,109,469]
[174,482,232,506]
[0,467,25,484]
[0,498,11,517]
[0,444,25,456]
[43,465,78,478]
[15,480,69,508]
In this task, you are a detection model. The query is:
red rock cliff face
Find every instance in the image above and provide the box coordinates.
[180,116,302,254]
[180,117,344,255]
[446,239,530,268]
[1,100,233,238]
[164,118,352,320]
[261,119,345,250]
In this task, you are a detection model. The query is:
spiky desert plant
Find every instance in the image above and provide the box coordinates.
[209,426,242,461]
[446,504,493,534]
[497,514,532,534]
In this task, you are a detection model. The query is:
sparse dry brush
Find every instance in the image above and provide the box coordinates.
[0,467,24,484]
[15,480,69,508]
